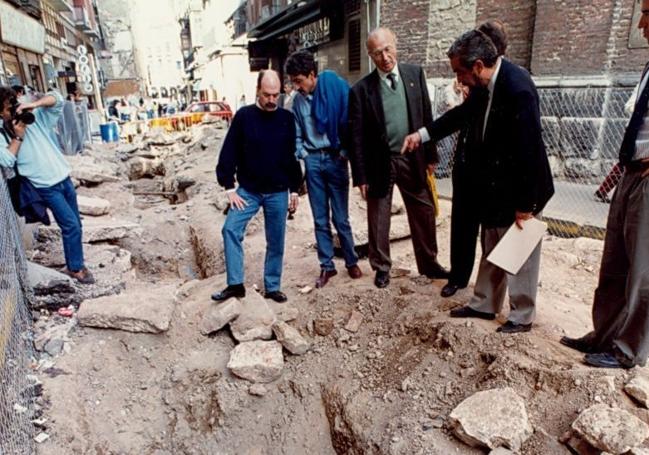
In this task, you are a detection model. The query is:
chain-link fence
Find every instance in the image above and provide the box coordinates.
[0,170,36,454]
[429,81,634,239]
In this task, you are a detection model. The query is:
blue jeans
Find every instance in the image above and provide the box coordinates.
[222,187,288,292]
[35,177,84,271]
[304,152,358,271]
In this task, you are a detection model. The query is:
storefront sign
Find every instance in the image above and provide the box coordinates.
[77,45,94,95]
[298,18,330,49]
[0,2,45,54]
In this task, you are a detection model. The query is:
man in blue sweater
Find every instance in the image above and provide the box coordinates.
[213,70,302,303]
[285,50,362,289]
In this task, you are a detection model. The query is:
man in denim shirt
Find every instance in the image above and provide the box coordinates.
[285,50,362,288]
[0,87,94,284]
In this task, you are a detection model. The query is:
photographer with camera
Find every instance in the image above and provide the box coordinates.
[0,86,94,284]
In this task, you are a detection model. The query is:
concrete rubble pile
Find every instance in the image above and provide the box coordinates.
[200,291,309,383]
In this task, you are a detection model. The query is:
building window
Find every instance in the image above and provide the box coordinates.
[345,0,361,15]
[348,18,361,72]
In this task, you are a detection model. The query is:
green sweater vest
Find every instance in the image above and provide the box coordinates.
[380,78,409,154]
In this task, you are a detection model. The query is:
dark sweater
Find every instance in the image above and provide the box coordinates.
[216,105,302,194]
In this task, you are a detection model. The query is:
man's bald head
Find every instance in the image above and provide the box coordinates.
[367,27,397,50]
[367,28,398,73]
[256,70,281,111]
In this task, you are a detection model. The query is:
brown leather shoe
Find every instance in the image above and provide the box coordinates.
[347,265,362,279]
[316,269,337,288]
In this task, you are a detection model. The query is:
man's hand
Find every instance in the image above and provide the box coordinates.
[400,132,422,154]
[289,193,299,212]
[515,211,534,230]
[358,184,368,200]
[642,157,649,178]
[227,191,248,210]
[13,120,26,139]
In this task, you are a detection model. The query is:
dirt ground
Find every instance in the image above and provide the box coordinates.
[30,125,649,455]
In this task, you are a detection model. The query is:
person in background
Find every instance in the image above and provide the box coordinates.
[285,49,362,288]
[212,70,302,303]
[58,83,84,155]
[0,86,94,284]
[278,80,297,112]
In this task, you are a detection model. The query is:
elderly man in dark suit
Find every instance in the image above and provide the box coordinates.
[404,29,554,333]
[349,27,449,289]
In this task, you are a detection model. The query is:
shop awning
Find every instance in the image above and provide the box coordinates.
[247,0,321,42]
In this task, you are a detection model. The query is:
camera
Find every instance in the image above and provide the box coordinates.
[10,98,35,125]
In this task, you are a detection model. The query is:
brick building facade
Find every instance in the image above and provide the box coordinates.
[382,0,648,79]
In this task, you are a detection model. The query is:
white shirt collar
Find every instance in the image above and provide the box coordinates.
[377,64,400,82]
[487,57,502,95]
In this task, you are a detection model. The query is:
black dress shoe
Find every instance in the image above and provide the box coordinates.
[441,283,464,298]
[497,320,532,334]
[211,284,245,301]
[374,271,390,288]
[316,269,337,288]
[583,352,634,369]
[560,336,595,354]
[449,305,496,320]
[425,264,450,280]
[264,290,288,303]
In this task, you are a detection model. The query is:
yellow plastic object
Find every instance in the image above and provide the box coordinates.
[427,170,439,218]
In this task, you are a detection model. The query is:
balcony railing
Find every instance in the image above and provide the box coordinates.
[73,6,100,37]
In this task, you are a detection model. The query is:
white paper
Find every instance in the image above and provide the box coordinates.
[486,218,547,275]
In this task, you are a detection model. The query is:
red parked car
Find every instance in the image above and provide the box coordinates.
[185,101,233,123]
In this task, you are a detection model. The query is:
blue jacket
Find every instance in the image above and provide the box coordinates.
[312,70,350,151]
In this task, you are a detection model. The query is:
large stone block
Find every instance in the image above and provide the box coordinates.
[76,195,111,216]
[571,404,649,454]
[449,388,533,452]
[77,286,176,333]
[38,218,140,244]
[227,340,283,383]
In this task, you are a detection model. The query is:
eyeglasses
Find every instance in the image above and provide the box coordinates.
[368,45,394,59]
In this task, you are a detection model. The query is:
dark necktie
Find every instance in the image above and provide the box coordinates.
[387,73,397,90]
[619,71,649,165]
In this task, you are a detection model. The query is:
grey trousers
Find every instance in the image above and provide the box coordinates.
[367,155,439,274]
[468,224,542,325]
[586,168,649,365]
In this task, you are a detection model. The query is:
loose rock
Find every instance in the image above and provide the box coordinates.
[448,387,533,451]
[227,340,284,383]
[625,376,649,408]
[76,195,111,216]
[314,318,334,336]
[344,311,363,333]
[571,404,649,454]
[200,298,242,335]
[272,321,309,355]
[230,292,276,342]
